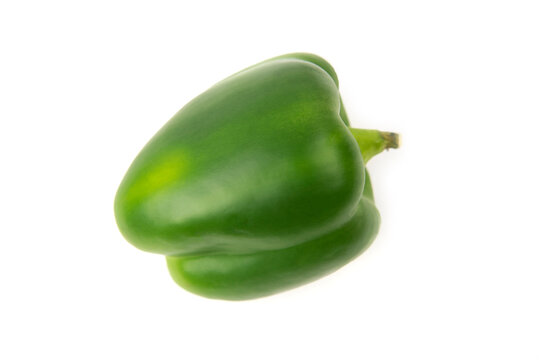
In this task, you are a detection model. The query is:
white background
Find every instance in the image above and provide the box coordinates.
[1,0,538,359]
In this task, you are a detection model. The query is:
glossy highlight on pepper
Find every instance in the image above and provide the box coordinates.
[114,53,399,300]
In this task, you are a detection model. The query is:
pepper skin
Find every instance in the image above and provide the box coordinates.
[114,53,399,300]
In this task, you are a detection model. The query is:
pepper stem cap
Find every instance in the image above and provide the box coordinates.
[349,128,400,164]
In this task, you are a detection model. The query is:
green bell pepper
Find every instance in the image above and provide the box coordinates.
[114,53,399,300]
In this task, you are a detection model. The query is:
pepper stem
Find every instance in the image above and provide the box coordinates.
[349,128,400,164]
